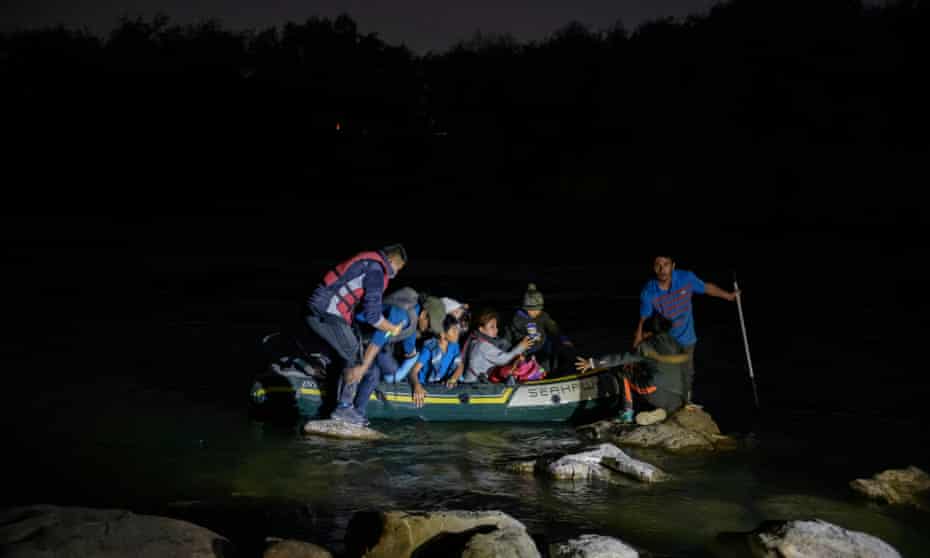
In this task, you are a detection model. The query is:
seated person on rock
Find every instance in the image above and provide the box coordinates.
[575,313,689,425]
[503,283,576,377]
[409,314,464,408]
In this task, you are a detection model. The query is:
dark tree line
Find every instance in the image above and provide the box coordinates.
[2,0,927,217]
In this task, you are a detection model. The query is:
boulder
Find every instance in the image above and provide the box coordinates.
[549,534,639,558]
[0,505,232,558]
[344,510,539,558]
[303,419,387,440]
[745,519,901,558]
[546,443,666,483]
[610,408,735,452]
[850,466,930,509]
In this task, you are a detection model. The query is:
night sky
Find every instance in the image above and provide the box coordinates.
[4,0,722,53]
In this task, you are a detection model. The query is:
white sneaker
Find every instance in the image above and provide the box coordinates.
[635,408,667,426]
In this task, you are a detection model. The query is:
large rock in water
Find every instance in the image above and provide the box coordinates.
[610,408,735,452]
[549,534,639,557]
[719,519,901,558]
[546,443,667,483]
[303,419,387,440]
[849,466,930,509]
[0,505,232,557]
[343,510,539,558]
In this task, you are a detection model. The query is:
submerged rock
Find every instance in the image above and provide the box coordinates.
[344,510,539,558]
[263,539,333,558]
[505,460,538,475]
[735,519,902,558]
[550,534,639,558]
[850,466,930,509]
[545,443,666,483]
[0,505,232,557]
[303,419,387,440]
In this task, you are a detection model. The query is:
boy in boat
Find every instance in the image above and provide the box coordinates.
[503,283,576,377]
[409,314,464,408]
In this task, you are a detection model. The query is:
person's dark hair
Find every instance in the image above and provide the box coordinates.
[383,243,407,263]
[475,308,498,329]
[644,313,673,335]
[442,314,460,333]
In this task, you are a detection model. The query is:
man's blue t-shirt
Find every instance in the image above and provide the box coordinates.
[356,303,419,356]
[416,338,462,384]
[639,269,706,346]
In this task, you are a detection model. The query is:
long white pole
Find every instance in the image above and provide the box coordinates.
[734,277,760,408]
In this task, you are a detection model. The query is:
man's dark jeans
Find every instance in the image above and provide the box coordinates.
[305,311,364,411]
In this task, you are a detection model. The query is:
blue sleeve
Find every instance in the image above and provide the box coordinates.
[403,333,417,356]
[361,264,386,325]
[417,346,432,366]
[371,305,409,348]
[371,330,389,347]
[401,304,420,355]
[416,347,432,384]
[639,284,655,319]
[685,270,706,295]
[387,305,409,326]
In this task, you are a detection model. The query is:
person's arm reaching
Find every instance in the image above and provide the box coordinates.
[361,266,402,335]
[703,282,740,302]
[410,362,427,407]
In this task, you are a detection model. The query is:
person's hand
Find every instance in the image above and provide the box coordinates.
[517,336,534,351]
[386,322,403,336]
[575,356,592,373]
[728,289,742,302]
[445,377,458,389]
[344,365,366,384]
[412,384,427,408]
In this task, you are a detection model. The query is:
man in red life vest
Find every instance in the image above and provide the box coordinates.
[305,244,408,425]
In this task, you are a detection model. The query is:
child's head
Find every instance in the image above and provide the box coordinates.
[522,283,544,317]
[644,313,673,335]
[476,308,499,338]
[442,314,461,343]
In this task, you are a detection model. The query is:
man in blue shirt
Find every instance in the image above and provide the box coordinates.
[635,255,740,409]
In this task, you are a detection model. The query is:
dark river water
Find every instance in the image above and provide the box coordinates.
[4,221,929,556]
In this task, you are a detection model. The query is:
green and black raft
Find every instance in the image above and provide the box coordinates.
[250,365,625,423]
[250,332,626,423]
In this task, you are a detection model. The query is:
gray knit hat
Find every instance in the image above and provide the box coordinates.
[423,296,447,336]
[522,283,544,310]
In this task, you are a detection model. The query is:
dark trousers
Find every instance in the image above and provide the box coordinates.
[354,349,397,416]
[304,311,363,413]
[682,344,696,403]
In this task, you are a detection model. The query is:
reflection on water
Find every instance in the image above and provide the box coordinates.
[7,372,930,557]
